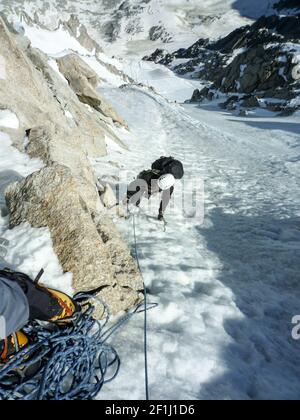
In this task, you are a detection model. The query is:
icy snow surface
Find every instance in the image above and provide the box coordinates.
[0,110,19,130]
[94,74,300,400]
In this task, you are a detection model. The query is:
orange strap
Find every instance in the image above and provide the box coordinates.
[1,338,8,361]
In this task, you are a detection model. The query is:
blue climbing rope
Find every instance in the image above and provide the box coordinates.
[133,214,150,401]
[0,295,155,401]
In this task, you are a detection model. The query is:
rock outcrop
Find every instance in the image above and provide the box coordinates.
[56,54,128,127]
[100,184,118,209]
[5,165,142,314]
[63,14,103,54]
[0,16,143,315]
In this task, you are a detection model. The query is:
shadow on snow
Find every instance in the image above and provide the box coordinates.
[195,207,300,400]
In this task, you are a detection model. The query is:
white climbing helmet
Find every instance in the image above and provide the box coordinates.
[158,174,176,191]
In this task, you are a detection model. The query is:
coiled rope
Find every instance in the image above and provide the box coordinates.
[0,295,155,400]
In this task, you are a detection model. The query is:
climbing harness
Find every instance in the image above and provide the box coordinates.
[132,214,150,401]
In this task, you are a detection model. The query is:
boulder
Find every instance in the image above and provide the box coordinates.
[25,125,102,213]
[5,164,143,315]
[92,214,142,291]
[57,53,100,88]
[26,47,125,156]
[100,184,118,209]
[190,87,214,103]
[190,89,204,103]
[265,103,285,112]
[241,96,260,108]
[278,107,297,117]
[239,109,249,117]
[0,170,23,217]
[259,87,296,101]
[219,96,239,111]
[143,49,174,65]
[57,54,128,127]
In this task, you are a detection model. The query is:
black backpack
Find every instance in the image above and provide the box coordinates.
[152,157,184,180]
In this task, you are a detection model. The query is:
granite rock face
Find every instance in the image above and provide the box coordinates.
[56,53,128,127]
[5,164,143,314]
[0,16,142,315]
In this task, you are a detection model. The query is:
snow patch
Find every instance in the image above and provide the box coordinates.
[1,223,73,296]
[290,95,300,107]
[0,132,43,180]
[48,59,69,84]
[282,43,300,64]
[22,23,91,56]
[64,110,74,120]
[82,56,125,88]
[0,110,19,129]
[277,55,287,63]
[123,59,202,102]
[23,23,126,88]
[226,48,248,65]
[279,67,288,81]
[105,135,124,154]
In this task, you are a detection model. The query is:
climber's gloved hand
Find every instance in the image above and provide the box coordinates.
[158,213,164,222]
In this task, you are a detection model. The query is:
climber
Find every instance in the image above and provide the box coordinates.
[126,157,184,221]
[0,269,79,363]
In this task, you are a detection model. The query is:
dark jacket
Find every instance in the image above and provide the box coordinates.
[127,170,174,215]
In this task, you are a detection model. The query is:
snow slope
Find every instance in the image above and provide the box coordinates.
[93,76,300,400]
[123,59,203,102]
[20,22,127,87]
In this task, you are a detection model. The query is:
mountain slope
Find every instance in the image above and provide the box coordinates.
[0,0,280,56]
[0,0,299,402]
[145,13,300,115]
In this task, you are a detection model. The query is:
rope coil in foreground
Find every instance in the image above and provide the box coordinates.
[0,296,156,401]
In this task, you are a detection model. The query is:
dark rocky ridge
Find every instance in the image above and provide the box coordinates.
[144,14,300,115]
